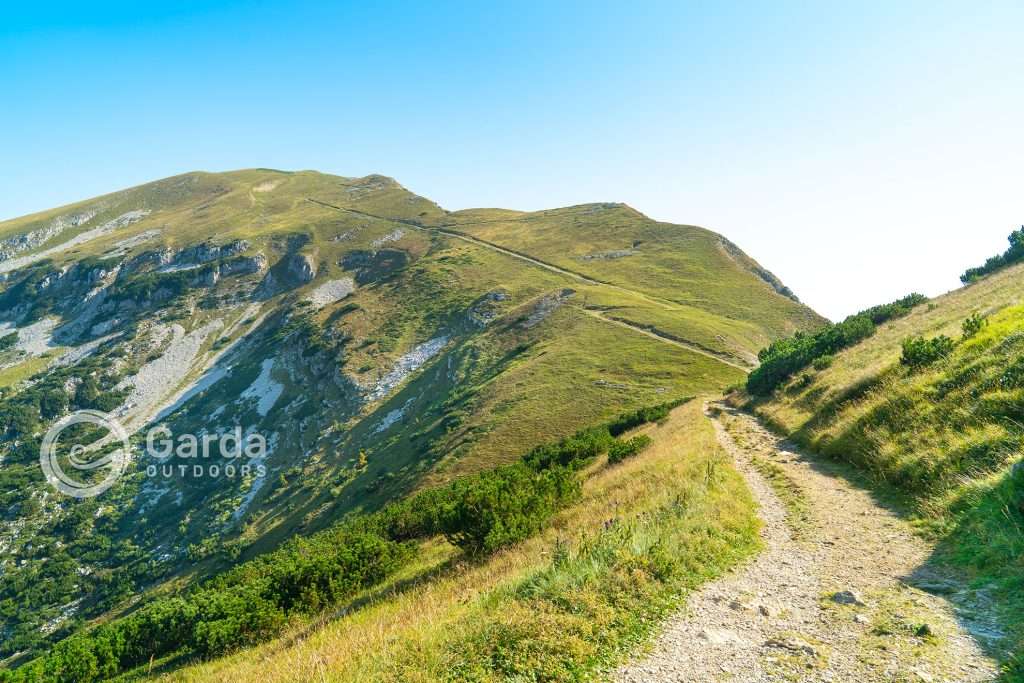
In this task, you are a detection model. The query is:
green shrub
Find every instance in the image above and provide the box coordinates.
[607,435,653,464]
[900,335,955,369]
[962,313,988,339]
[961,225,1024,283]
[439,463,580,556]
[190,585,285,655]
[521,426,615,470]
[606,398,689,436]
[811,354,834,370]
[748,294,927,395]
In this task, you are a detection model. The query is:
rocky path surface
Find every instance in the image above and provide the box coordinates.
[615,403,1000,683]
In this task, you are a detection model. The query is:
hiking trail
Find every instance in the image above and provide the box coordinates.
[615,402,1001,683]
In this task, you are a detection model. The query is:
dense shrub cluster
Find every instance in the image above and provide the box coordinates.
[606,398,687,436]
[2,523,409,683]
[111,267,210,304]
[0,356,125,471]
[0,263,65,323]
[1,399,688,682]
[607,435,653,464]
[901,335,955,369]
[747,293,928,395]
[440,463,580,555]
[961,226,1024,284]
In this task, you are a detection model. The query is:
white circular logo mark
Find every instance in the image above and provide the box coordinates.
[39,410,130,498]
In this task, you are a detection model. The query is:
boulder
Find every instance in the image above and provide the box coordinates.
[831,590,866,606]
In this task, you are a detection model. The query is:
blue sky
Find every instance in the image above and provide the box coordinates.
[2,1,1022,319]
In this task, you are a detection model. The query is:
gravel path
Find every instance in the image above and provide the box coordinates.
[615,403,999,683]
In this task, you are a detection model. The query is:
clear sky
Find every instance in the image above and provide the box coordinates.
[2,1,1021,320]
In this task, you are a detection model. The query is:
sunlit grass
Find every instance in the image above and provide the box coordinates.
[144,400,759,682]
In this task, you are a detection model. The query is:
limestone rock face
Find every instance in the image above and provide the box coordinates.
[286,252,317,283]
[220,253,267,277]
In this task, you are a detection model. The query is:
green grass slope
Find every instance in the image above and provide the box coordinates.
[747,261,1024,680]
[445,204,825,356]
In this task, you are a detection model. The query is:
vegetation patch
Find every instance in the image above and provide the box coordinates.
[607,434,652,464]
[962,225,1024,283]
[445,492,756,682]
[900,335,955,369]
[747,293,927,395]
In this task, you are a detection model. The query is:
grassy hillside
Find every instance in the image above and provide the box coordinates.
[446,204,825,358]
[137,399,759,682]
[0,169,816,673]
[744,261,1024,680]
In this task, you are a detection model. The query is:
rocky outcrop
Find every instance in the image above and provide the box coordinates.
[219,253,267,277]
[286,253,317,283]
[339,248,408,285]
[176,239,249,267]
[468,289,511,326]
[256,251,318,298]
[578,248,637,261]
[192,267,220,288]
[524,288,575,328]
[124,240,252,276]
[718,236,800,302]
[125,248,176,273]
[0,210,98,261]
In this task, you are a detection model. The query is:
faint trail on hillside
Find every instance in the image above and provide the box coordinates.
[306,197,605,286]
[306,197,753,372]
[615,403,999,683]
[577,309,750,371]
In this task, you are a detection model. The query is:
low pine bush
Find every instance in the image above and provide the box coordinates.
[607,435,653,464]
[439,463,580,555]
[901,335,955,369]
[961,225,1024,283]
[961,312,988,340]
[748,294,928,395]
